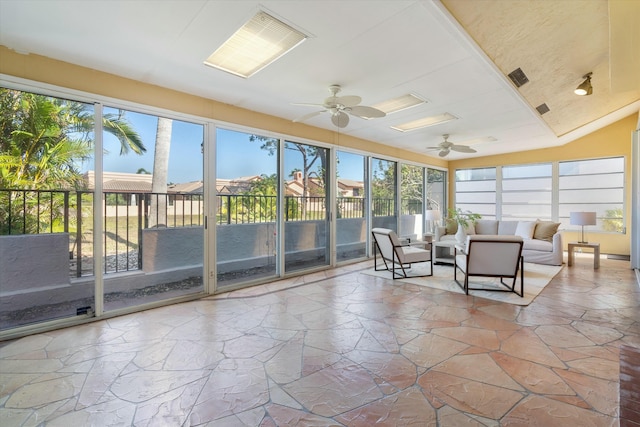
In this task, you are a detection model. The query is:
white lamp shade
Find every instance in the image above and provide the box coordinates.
[570,211,596,226]
[425,210,442,221]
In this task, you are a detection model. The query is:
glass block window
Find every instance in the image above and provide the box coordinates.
[502,163,552,221]
[559,157,625,232]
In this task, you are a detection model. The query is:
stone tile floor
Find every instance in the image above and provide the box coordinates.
[1,255,639,426]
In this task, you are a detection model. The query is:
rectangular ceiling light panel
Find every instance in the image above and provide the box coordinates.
[204,11,307,78]
[373,93,426,115]
[391,112,457,132]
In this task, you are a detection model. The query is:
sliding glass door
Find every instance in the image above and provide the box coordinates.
[336,151,367,261]
[0,88,97,329]
[101,108,205,312]
[284,140,330,272]
[215,129,279,287]
[371,158,397,231]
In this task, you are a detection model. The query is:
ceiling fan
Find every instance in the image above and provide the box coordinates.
[293,84,386,128]
[427,134,477,157]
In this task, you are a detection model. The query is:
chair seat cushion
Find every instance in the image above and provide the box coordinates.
[400,246,432,264]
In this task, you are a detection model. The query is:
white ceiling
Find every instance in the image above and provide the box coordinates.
[0,0,638,160]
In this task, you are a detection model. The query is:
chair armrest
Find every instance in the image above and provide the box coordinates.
[409,241,432,250]
[455,243,467,255]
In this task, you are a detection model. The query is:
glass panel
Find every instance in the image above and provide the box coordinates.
[102,108,204,311]
[336,151,366,261]
[216,129,278,287]
[455,192,496,203]
[559,157,624,175]
[371,158,397,231]
[457,204,496,219]
[503,177,552,191]
[427,168,446,233]
[503,192,552,203]
[560,173,624,189]
[400,164,423,239]
[501,163,552,221]
[456,180,496,192]
[503,163,552,178]
[559,157,625,232]
[1,88,96,329]
[284,140,329,272]
[456,167,496,181]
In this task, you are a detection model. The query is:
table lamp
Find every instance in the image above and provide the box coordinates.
[569,211,596,243]
[425,209,442,234]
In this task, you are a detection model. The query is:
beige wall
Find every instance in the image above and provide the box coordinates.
[0,46,447,169]
[448,114,638,255]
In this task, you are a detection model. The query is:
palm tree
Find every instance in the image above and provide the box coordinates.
[0,88,145,234]
[0,88,145,189]
[148,117,172,227]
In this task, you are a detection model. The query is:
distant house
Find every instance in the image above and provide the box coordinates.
[84,171,363,199]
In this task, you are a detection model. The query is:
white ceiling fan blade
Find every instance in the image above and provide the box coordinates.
[331,111,349,128]
[451,144,477,153]
[292,102,325,108]
[293,110,325,123]
[439,149,450,157]
[349,105,386,118]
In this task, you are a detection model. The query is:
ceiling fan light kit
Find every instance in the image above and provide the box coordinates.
[574,72,593,96]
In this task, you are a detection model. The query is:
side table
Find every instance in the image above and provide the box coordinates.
[433,240,456,265]
[567,242,600,269]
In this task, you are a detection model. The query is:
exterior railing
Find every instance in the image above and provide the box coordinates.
[1,188,426,277]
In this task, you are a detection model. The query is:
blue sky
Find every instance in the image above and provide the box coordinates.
[91,108,365,183]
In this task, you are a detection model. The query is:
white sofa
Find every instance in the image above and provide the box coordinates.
[435,219,562,266]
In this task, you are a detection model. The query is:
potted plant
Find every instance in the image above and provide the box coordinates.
[447,208,481,244]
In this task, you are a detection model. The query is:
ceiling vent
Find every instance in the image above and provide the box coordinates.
[507,68,529,88]
[536,103,550,115]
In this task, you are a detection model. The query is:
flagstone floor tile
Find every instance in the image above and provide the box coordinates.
[0,257,638,425]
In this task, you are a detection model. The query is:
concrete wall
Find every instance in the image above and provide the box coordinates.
[0,219,396,315]
[142,227,204,271]
[0,234,70,294]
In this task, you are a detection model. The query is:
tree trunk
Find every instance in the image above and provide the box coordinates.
[148,117,172,227]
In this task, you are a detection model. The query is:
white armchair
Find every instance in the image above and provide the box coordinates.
[371,228,433,279]
[454,235,524,296]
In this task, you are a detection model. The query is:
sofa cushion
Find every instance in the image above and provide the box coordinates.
[465,222,476,235]
[475,220,498,235]
[498,221,519,235]
[515,221,536,239]
[523,238,553,252]
[534,220,561,242]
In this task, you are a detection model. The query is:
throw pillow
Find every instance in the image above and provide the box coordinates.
[445,219,458,235]
[515,221,536,239]
[465,222,476,235]
[533,220,561,242]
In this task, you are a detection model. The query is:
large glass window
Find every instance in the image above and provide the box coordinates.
[559,157,625,232]
[371,158,397,231]
[101,108,205,312]
[216,129,278,287]
[0,88,96,329]
[427,168,446,232]
[284,140,330,272]
[400,164,424,239]
[455,167,497,219]
[502,163,552,221]
[336,151,366,261]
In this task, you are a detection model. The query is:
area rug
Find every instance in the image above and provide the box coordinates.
[362,262,563,306]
